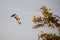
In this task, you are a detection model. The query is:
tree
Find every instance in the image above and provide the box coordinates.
[32,6,60,40]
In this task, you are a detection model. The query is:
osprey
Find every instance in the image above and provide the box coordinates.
[11,14,21,24]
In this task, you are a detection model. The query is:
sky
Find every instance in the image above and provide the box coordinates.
[0,0,60,40]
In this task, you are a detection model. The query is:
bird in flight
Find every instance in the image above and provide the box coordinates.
[11,14,21,24]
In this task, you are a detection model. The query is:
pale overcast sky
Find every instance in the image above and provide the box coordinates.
[0,0,60,40]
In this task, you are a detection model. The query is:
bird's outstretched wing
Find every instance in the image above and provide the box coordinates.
[11,14,16,17]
